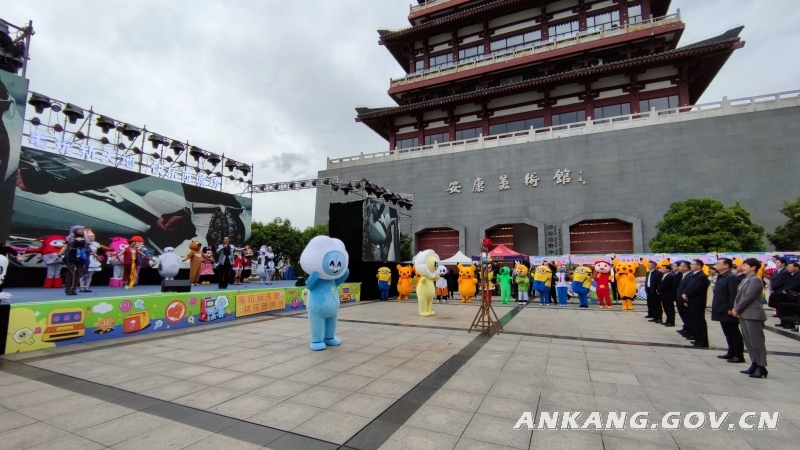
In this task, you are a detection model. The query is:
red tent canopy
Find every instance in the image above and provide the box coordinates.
[472,244,528,262]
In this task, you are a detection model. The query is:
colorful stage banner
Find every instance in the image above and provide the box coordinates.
[4,283,361,354]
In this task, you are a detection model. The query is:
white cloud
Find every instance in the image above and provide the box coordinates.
[92,302,113,314]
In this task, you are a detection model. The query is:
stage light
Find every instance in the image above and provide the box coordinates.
[354,181,362,189]
[151,152,160,159]
[132,147,142,154]
[117,143,125,150]
[100,137,110,145]
[121,124,141,141]
[331,183,339,192]
[340,182,353,195]
[51,104,62,113]
[238,164,250,176]
[75,131,86,140]
[28,93,51,114]
[169,140,185,155]
[237,177,244,183]
[178,161,186,167]
[148,133,168,149]
[30,117,41,126]
[63,104,85,124]
[206,154,221,165]
[53,124,63,133]
[323,179,330,185]
[382,190,393,201]
[96,115,116,134]
[364,181,375,195]
[189,146,205,161]
[165,156,174,163]
[289,182,296,189]
[194,167,201,173]
[373,186,385,197]
[390,194,400,204]
[273,183,280,189]
[228,175,235,180]
[214,172,223,178]
[225,160,237,172]
[204,169,212,175]
[245,179,252,185]
[311,180,318,187]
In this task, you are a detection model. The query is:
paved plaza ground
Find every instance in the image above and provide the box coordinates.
[2,299,800,450]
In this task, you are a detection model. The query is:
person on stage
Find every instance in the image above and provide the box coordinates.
[215,236,234,288]
[58,226,97,295]
[81,229,108,292]
[263,245,276,285]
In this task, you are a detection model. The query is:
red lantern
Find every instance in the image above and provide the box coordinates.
[482,238,492,248]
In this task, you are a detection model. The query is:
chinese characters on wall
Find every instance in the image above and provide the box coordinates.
[27,131,220,189]
[447,169,586,194]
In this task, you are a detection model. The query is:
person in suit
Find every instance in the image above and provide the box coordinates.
[768,257,790,312]
[775,262,800,328]
[656,264,677,326]
[712,258,744,362]
[645,261,664,323]
[733,258,768,378]
[682,259,711,347]
[215,236,234,289]
[674,261,693,338]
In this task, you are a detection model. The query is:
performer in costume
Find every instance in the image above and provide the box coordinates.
[571,266,593,308]
[106,237,128,287]
[299,236,349,351]
[199,247,215,284]
[119,236,146,289]
[376,267,391,301]
[242,245,254,283]
[81,229,108,292]
[556,265,570,307]
[435,265,448,303]
[496,266,512,305]
[257,245,268,283]
[531,264,549,306]
[215,236,234,289]
[613,258,639,311]
[182,241,203,286]
[457,263,477,303]
[594,260,613,309]
[396,264,414,301]
[25,235,65,288]
[0,253,7,293]
[156,247,180,281]
[415,249,440,316]
[263,246,275,284]
[232,248,244,285]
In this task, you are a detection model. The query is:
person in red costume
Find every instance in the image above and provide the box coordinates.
[594,260,613,309]
[25,236,66,288]
[118,236,147,289]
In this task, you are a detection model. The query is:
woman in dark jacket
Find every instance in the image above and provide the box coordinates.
[733,258,768,378]
[548,262,558,304]
[711,258,744,363]
[446,267,458,299]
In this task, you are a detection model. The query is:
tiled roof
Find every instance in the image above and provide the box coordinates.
[357,27,743,121]
[380,0,520,42]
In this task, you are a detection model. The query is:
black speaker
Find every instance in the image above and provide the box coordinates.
[162,280,192,293]
[0,303,9,355]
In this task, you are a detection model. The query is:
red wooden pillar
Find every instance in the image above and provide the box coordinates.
[578,0,587,31]
[389,131,397,151]
[641,0,651,20]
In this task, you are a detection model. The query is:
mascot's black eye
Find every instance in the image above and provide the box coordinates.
[336,261,342,268]
[329,261,335,267]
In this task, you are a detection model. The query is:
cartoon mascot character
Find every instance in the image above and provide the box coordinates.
[299,236,349,351]
[415,250,440,316]
[457,263,478,303]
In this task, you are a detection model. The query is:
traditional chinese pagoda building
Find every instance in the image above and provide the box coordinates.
[356,0,743,152]
[315,2,800,258]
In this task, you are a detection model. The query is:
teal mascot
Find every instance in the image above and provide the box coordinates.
[299,236,349,351]
[496,266,512,305]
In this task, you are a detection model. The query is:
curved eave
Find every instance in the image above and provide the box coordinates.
[357,37,744,128]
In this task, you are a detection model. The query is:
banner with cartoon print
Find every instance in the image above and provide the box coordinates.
[4,283,361,354]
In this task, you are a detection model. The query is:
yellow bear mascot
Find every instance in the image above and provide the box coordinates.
[396,265,414,301]
[613,258,639,311]
[457,263,478,303]
[415,250,441,316]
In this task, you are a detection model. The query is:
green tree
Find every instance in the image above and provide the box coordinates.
[249,219,330,272]
[399,232,413,262]
[649,199,765,252]
[767,198,800,251]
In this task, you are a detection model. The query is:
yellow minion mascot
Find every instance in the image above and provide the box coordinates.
[571,266,593,308]
[376,267,392,301]
[415,250,441,317]
[532,264,551,306]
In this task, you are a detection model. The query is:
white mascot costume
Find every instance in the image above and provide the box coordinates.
[157,247,180,281]
[0,254,9,298]
[299,236,349,351]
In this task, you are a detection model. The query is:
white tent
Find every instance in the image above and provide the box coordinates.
[440,251,474,265]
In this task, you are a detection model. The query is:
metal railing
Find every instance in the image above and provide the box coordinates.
[410,0,458,15]
[330,90,800,169]
[390,12,682,89]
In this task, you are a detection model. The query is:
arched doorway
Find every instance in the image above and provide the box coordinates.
[485,224,539,256]
[569,219,633,254]
[416,227,459,259]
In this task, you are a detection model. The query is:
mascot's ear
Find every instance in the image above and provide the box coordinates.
[457,263,464,270]
[397,264,403,271]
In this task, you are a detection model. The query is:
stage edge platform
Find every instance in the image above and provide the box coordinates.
[0,283,361,355]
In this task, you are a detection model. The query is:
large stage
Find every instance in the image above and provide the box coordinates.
[1,280,299,304]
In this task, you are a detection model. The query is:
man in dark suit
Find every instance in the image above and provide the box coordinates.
[675,261,693,337]
[682,259,711,347]
[776,262,800,328]
[768,257,790,313]
[712,258,744,362]
[657,263,677,327]
[645,261,664,323]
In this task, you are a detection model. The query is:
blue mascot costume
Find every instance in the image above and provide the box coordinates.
[299,236,349,351]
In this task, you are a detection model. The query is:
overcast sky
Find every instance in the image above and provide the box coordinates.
[5,0,799,229]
